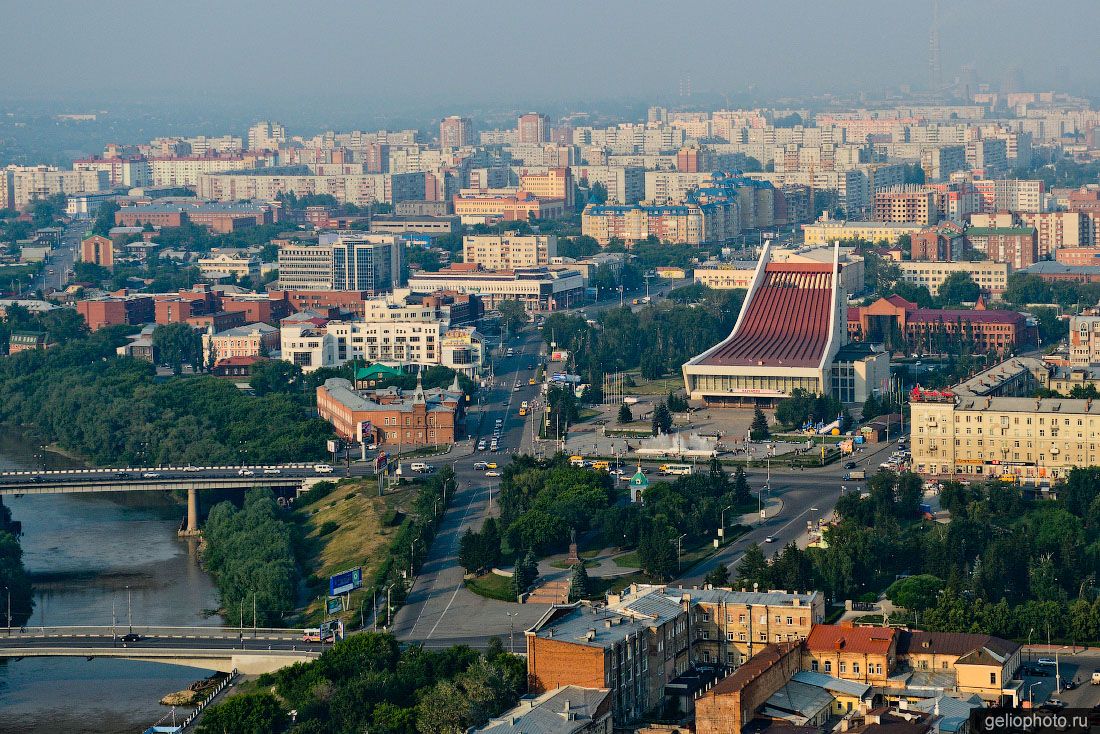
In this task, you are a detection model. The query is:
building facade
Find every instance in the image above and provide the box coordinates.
[407,264,584,311]
[462,234,557,270]
[316,376,461,446]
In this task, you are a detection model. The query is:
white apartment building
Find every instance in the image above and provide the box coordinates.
[197,169,425,207]
[280,316,484,376]
[570,165,645,204]
[643,171,713,203]
[247,121,287,151]
[406,265,584,312]
[462,235,556,270]
[149,157,254,188]
[896,260,1010,296]
[197,252,260,281]
[2,166,108,210]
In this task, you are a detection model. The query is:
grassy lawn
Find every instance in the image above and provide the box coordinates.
[587,571,651,598]
[576,408,602,423]
[296,479,412,625]
[625,372,684,396]
[613,551,640,568]
[466,572,518,602]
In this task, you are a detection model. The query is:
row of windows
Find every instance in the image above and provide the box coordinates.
[809,659,884,676]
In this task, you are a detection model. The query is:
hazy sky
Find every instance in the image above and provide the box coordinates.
[3,0,1099,113]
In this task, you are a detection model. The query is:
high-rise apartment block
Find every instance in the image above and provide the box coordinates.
[517,113,550,144]
[439,116,474,148]
[247,121,286,151]
[277,235,406,295]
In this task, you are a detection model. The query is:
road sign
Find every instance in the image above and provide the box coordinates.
[329,567,362,596]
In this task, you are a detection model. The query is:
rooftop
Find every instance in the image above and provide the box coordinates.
[896,630,1018,660]
[709,642,801,696]
[475,686,610,734]
[804,624,896,655]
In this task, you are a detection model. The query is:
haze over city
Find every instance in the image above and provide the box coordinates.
[1,1,1100,733]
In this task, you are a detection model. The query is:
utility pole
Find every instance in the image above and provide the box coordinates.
[253,591,257,637]
[4,586,10,636]
[127,585,133,635]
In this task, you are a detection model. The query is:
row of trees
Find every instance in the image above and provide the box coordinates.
[0,326,333,467]
[0,501,33,626]
[199,633,526,734]
[203,489,299,626]
[726,468,1100,644]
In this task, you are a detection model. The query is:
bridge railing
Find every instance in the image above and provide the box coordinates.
[0,463,319,477]
[0,625,308,639]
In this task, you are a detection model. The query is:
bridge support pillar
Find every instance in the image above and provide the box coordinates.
[179,488,201,536]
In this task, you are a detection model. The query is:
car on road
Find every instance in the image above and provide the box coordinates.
[477,440,487,451]
[765,536,776,543]
[142,472,161,479]
[238,469,255,476]
[485,470,501,477]
[183,465,199,472]
[513,384,521,391]
[1036,657,1056,666]
[263,468,282,475]
[495,419,503,426]
[528,378,536,385]
[31,476,45,483]
[609,469,625,476]
[473,462,488,471]
[1040,698,1066,711]
[314,464,334,474]
[121,633,142,644]
[114,472,128,478]
[843,461,857,469]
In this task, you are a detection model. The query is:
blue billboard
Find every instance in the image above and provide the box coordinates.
[329,567,363,596]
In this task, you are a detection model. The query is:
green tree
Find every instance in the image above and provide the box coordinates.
[735,543,770,588]
[152,322,202,374]
[651,403,672,436]
[638,522,677,580]
[249,359,302,396]
[733,466,752,506]
[496,300,529,335]
[749,406,770,440]
[617,402,633,424]
[198,691,289,734]
[938,271,981,305]
[704,563,730,587]
[587,181,608,205]
[568,562,590,601]
[885,574,945,616]
[666,390,689,412]
[458,528,482,573]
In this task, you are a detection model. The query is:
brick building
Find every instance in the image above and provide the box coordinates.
[526,597,691,725]
[694,642,802,734]
[910,223,964,262]
[801,625,896,686]
[80,235,115,269]
[848,296,1032,356]
[202,322,279,365]
[965,225,1037,270]
[1054,246,1100,266]
[76,294,155,330]
[873,189,938,225]
[315,376,461,446]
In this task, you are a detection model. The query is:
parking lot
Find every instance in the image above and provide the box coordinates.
[1017,649,1100,708]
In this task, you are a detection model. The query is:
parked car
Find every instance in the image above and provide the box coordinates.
[1037,657,1056,666]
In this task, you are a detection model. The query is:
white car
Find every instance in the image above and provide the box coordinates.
[183,465,200,472]
[1036,657,1056,666]
[765,536,776,543]
[238,469,256,477]
[486,470,501,477]
[263,468,282,475]
[477,440,487,451]
[141,472,161,479]
[314,464,334,474]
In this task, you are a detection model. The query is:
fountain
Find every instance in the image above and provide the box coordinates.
[634,430,718,459]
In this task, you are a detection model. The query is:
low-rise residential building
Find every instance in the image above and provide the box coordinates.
[474,687,612,734]
[114,201,274,233]
[618,585,824,669]
[895,630,1021,703]
[197,252,260,281]
[802,625,896,686]
[463,234,557,270]
[201,322,279,365]
[407,264,584,311]
[965,226,1037,270]
[315,376,461,446]
[368,214,459,236]
[895,260,1009,296]
[8,331,50,354]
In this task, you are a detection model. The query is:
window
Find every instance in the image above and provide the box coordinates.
[758,632,767,642]
[839,662,847,674]
[853,662,860,674]
[738,632,746,642]
[824,661,832,673]
[990,672,996,685]
[725,632,734,641]
[811,660,819,672]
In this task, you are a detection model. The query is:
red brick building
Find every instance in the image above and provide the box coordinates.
[80,235,115,269]
[1055,246,1100,266]
[76,294,155,330]
[848,296,1033,355]
[910,223,964,262]
[965,225,1037,270]
[695,642,802,734]
[316,376,462,446]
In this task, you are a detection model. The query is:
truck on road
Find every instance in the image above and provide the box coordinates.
[844,469,866,481]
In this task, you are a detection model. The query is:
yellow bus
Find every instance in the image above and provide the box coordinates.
[591,460,610,471]
[659,463,693,476]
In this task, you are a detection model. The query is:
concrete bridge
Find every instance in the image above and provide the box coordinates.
[0,464,362,533]
[0,625,326,674]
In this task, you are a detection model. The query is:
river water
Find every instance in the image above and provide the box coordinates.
[0,432,221,734]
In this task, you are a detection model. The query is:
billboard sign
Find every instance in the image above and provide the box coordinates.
[329,567,363,596]
[358,420,373,443]
[550,350,569,362]
[326,596,344,614]
[376,451,388,471]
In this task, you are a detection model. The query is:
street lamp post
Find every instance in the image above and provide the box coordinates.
[126,585,133,635]
[719,505,732,540]
[675,533,687,571]
[506,611,519,654]
[1028,681,1041,708]
[4,586,9,636]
